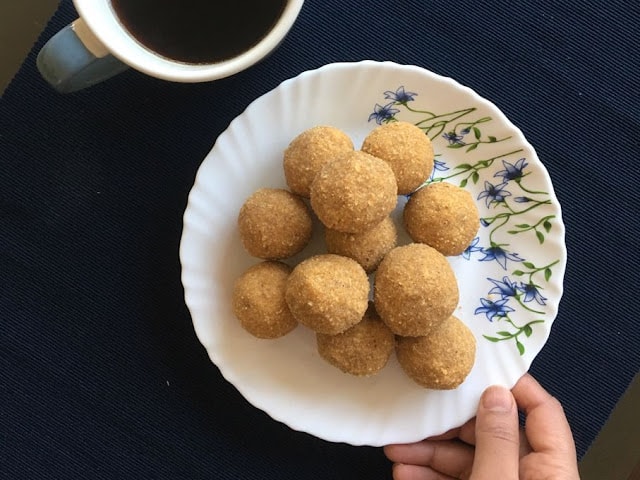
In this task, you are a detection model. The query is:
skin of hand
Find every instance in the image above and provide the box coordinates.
[384,374,580,480]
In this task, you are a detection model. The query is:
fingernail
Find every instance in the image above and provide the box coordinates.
[482,385,514,412]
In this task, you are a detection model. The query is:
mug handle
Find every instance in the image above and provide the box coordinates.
[37,18,129,94]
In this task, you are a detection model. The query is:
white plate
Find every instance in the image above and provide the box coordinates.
[179,61,566,446]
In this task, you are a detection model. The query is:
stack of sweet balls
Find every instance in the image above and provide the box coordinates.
[232,122,480,389]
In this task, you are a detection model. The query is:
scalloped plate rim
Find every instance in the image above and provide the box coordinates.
[179,60,567,446]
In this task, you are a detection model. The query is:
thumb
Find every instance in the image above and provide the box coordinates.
[470,385,520,480]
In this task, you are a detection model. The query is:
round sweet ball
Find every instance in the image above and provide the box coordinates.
[285,254,369,335]
[283,126,354,197]
[361,121,434,195]
[316,303,395,376]
[325,216,397,274]
[238,188,313,259]
[310,151,398,233]
[404,182,480,256]
[396,316,476,389]
[374,243,459,336]
[232,261,298,339]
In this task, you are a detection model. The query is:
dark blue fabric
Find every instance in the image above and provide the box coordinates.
[1,1,638,478]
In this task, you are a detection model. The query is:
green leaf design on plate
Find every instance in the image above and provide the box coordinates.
[369,87,561,356]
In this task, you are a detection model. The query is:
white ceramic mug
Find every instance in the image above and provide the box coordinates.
[37,0,304,93]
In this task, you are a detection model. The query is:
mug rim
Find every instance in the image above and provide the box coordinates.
[73,0,304,82]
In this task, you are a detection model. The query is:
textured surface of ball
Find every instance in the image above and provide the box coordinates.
[396,316,476,389]
[374,243,459,336]
[232,261,298,339]
[238,188,313,259]
[404,182,480,256]
[283,126,354,197]
[361,121,434,195]
[316,303,395,376]
[324,216,397,273]
[310,151,397,233]
[285,254,369,334]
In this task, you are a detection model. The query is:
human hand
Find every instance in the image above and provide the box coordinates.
[384,373,580,479]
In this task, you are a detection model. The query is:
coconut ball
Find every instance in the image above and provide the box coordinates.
[310,150,397,233]
[238,188,313,259]
[404,182,480,256]
[325,216,397,273]
[374,243,459,336]
[361,121,434,195]
[232,261,298,339]
[396,315,476,389]
[285,254,369,335]
[316,303,395,376]
[283,126,354,197]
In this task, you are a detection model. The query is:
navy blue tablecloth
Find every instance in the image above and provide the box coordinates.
[1,1,638,478]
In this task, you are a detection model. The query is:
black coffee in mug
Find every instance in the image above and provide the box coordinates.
[111,0,288,64]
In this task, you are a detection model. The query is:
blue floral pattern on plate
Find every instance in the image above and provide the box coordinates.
[369,87,560,355]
